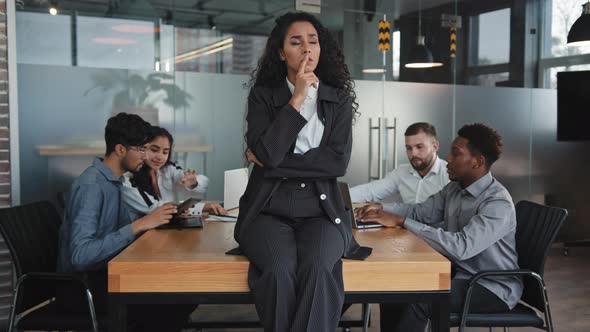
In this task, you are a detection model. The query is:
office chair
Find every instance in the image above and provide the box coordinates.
[0,201,100,331]
[451,200,567,332]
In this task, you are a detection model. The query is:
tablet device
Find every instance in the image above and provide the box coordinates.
[176,197,201,215]
[157,198,203,229]
[157,215,203,229]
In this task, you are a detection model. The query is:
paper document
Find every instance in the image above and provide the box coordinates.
[207,215,238,222]
[224,168,249,210]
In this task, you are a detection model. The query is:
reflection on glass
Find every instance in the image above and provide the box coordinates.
[469,72,509,87]
[77,16,155,69]
[14,0,463,205]
[174,29,266,74]
[84,71,192,126]
[393,31,401,80]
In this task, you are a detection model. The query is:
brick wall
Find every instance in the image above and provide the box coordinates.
[0,0,8,206]
[0,0,12,328]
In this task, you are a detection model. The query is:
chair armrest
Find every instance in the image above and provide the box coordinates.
[467,269,542,288]
[11,272,100,331]
[459,269,546,332]
[16,272,90,288]
[14,272,92,310]
[14,272,92,300]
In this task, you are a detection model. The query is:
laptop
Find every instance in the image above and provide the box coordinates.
[338,182,384,229]
[224,168,249,211]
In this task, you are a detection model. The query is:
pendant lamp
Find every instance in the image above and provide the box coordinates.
[567,1,590,47]
[405,0,443,68]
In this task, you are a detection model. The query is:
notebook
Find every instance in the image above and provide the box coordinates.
[338,182,384,229]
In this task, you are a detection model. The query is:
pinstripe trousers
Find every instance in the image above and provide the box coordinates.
[239,181,346,332]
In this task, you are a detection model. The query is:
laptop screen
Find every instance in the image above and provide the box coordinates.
[337,181,356,225]
[338,181,383,229]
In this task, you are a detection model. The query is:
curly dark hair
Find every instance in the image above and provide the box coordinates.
[130,126,175,200]
[458,123,503,170]
[248,12,359,118]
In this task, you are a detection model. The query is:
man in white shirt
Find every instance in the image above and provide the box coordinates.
[350,122,449,204]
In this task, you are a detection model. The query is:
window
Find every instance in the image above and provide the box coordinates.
[465,8,511,86]
[539,0,590,88]
[471,8,511,66]
[470,72,509,87]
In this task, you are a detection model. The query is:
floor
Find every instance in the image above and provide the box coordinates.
[186,245,590,332]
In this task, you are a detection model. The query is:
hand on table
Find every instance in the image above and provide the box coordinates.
[132,202,177,234]
[354,202,383,220]
[357,209,406,228]
[204,203,228,216]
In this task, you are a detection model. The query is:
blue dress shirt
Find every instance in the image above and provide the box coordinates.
[57,158,135,273]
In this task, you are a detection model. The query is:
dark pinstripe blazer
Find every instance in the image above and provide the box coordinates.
[234,80,372,260]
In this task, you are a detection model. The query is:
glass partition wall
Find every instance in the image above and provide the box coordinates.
[13,0,590,246]
[15,0,461,204]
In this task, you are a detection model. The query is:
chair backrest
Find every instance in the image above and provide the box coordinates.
[515,200,567,312]
[0,201,62,278]
[55,191,70,219]
[0,201,63,311]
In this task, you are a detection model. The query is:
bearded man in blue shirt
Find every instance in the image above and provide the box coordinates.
[57,113,194,332]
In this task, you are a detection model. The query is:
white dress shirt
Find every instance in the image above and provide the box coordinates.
[121,164,209,219]
[350,156,449,204]
[286,77,324,154]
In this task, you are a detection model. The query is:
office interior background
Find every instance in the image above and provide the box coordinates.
[0,0,589,329]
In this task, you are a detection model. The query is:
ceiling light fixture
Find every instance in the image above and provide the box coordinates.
[112,24,158,33]
[208,15,217,30]
[567,1,590,47]
[92,37,138,45]
[405,0,443,68]
[362,68,386,74]
[49,0,58,15]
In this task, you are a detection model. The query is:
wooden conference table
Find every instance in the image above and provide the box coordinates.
[108,221,451,331]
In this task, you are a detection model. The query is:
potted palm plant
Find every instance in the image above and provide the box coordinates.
[85,70,192,125]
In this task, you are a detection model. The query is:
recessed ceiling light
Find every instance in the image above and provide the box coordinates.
[362,68,386,74]
[92,37,138,45]
[49,0,58,15]
[112,25,159,33]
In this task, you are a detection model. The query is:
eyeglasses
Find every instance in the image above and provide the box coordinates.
[127,146,147,154]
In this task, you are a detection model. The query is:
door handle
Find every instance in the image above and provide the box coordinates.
[383,117,397,175]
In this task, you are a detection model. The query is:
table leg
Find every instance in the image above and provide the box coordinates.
[431,293,450,332]
[109,294,126,332]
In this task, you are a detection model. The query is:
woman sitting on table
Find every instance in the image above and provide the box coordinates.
[122,126,227,218]
[235,12,371,332]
